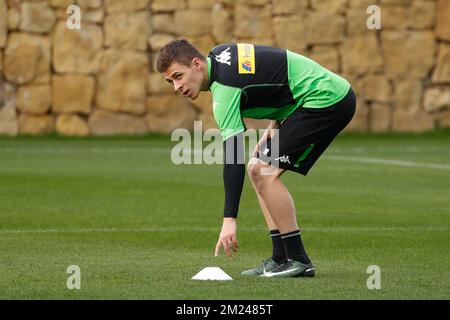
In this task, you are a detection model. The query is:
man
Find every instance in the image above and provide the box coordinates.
[157,40,355,278]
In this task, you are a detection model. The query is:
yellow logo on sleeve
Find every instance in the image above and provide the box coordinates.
[237,43,255,74]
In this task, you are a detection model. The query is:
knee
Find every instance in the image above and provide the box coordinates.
[247,159,273,187]
[247,160,262,182]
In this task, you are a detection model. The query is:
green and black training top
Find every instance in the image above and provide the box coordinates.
[207,43,351,141]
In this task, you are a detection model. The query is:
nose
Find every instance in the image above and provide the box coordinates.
[174,81,183,93]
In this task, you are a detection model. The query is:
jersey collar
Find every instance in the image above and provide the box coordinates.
[207,57,212,90]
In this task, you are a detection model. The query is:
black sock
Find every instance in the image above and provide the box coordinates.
[281,230,311,264]
[269,229,286,263]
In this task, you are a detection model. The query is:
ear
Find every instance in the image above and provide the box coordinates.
[192,57,202,70]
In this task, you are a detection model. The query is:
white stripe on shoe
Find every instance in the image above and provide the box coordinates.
[263,267,303,277]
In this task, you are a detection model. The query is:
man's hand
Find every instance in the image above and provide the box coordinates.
[215,218,239,258]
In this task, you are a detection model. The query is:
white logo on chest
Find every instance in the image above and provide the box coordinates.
[215,47,231,66]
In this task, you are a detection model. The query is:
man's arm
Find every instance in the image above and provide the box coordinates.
[223,132,245,218]
[215,132,245,258]
[210,83,245,257]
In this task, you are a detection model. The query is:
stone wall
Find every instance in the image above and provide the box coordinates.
[0,0,449,136]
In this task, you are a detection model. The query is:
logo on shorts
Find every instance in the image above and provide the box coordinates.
[215,47,231,66]
[275,155,291,164]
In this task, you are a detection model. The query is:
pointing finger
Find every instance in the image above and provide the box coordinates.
[214,240,222,257]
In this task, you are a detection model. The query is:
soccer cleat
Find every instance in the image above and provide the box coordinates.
[241,258,282,276]
[260,259,315,278]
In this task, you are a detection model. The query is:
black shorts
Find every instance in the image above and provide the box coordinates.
[257,88,356,175]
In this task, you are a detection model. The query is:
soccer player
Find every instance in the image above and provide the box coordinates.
[157,40,355,278]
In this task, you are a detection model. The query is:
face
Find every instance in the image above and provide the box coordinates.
[163,58,206,100]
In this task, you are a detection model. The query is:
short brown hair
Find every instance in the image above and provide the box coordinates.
[156,39,206,73]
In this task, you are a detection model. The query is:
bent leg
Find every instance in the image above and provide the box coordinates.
[247,158,299,234]
[247,167,278,231]
[247,158,312,268]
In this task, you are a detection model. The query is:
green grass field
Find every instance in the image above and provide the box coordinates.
[0,132,449,299]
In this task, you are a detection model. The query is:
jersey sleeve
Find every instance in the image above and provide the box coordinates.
[210,82,245,141]
[223,133,245,218]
